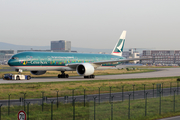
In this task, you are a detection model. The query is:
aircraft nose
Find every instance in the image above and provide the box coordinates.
[8,59,13,66]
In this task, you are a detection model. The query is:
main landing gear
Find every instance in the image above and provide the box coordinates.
[58,71,69,78]
[84,75,95,79]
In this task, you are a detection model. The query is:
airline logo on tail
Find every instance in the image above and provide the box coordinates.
[114,39,124,53]
[111,31,126,56]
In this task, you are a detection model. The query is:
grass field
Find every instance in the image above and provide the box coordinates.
[0,76,180,100]
[0,65,11,69]
[2,95,180,120]
[1,65,180,119]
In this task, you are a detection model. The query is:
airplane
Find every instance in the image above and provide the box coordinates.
[8,31,149,79]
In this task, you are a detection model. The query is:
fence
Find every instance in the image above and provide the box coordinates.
[0,81,180,119]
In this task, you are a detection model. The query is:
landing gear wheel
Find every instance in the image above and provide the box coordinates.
[84,76,88,78]
[65,74,69,78]
[16,76,20,80]
[91,75,95,78]
[84,75,95,79]
[62,74,65,78]
[27,75,31,80]
[58,74,61,78]
[58,72,69,78]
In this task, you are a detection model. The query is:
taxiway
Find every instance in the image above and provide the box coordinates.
[0,68,180,84]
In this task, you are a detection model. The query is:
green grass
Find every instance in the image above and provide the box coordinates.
[2,95,180,120]
[0,76,180,100]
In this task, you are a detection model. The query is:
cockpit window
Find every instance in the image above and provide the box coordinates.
[12,57,19,60]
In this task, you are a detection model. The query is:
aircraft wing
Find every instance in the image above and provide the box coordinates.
[92,57,151,65]
[66,57,151,67]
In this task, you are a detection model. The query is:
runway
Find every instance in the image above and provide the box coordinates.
[0,67,180,84]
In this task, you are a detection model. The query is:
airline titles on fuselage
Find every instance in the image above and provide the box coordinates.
[20,56,119,66]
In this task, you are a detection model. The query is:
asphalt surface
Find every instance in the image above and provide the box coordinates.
[0,68,14,72]
[0,67,180,84]
[158,116,180,120]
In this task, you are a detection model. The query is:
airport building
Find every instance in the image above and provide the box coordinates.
[122,49,140,63]
[51,40,71,52]
[17,50,53,53]
[0,50,14,64]
[141,50,180,65]
[0,50,14,54]
[98,52,107,54]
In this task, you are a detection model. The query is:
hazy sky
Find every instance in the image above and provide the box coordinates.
[0,0,180,50]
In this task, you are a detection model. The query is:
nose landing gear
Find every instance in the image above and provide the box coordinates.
[15,69,23,74]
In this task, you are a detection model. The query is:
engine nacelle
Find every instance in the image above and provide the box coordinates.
[76,63,94,76]
[31,71,46,75]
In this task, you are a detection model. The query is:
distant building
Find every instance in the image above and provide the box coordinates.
[122,51,130,59]
[0,50,14,64]
[98,52,107,54]
[71,50,77,53]
[141,50,180,65]
[17,50,53,53]
[122,49,140,63]
[51,40,71,52]
[0,50,14,54]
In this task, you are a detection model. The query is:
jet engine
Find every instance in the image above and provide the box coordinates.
[31,71,46,75]
[76,63,94,76]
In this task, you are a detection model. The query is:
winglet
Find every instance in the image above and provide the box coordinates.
[111,31,126,56]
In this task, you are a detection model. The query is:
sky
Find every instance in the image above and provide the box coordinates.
[0,0,180,50]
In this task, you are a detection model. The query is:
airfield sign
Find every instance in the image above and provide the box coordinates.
[18,110,26,120]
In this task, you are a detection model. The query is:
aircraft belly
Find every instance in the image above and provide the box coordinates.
[12,66,75,71]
